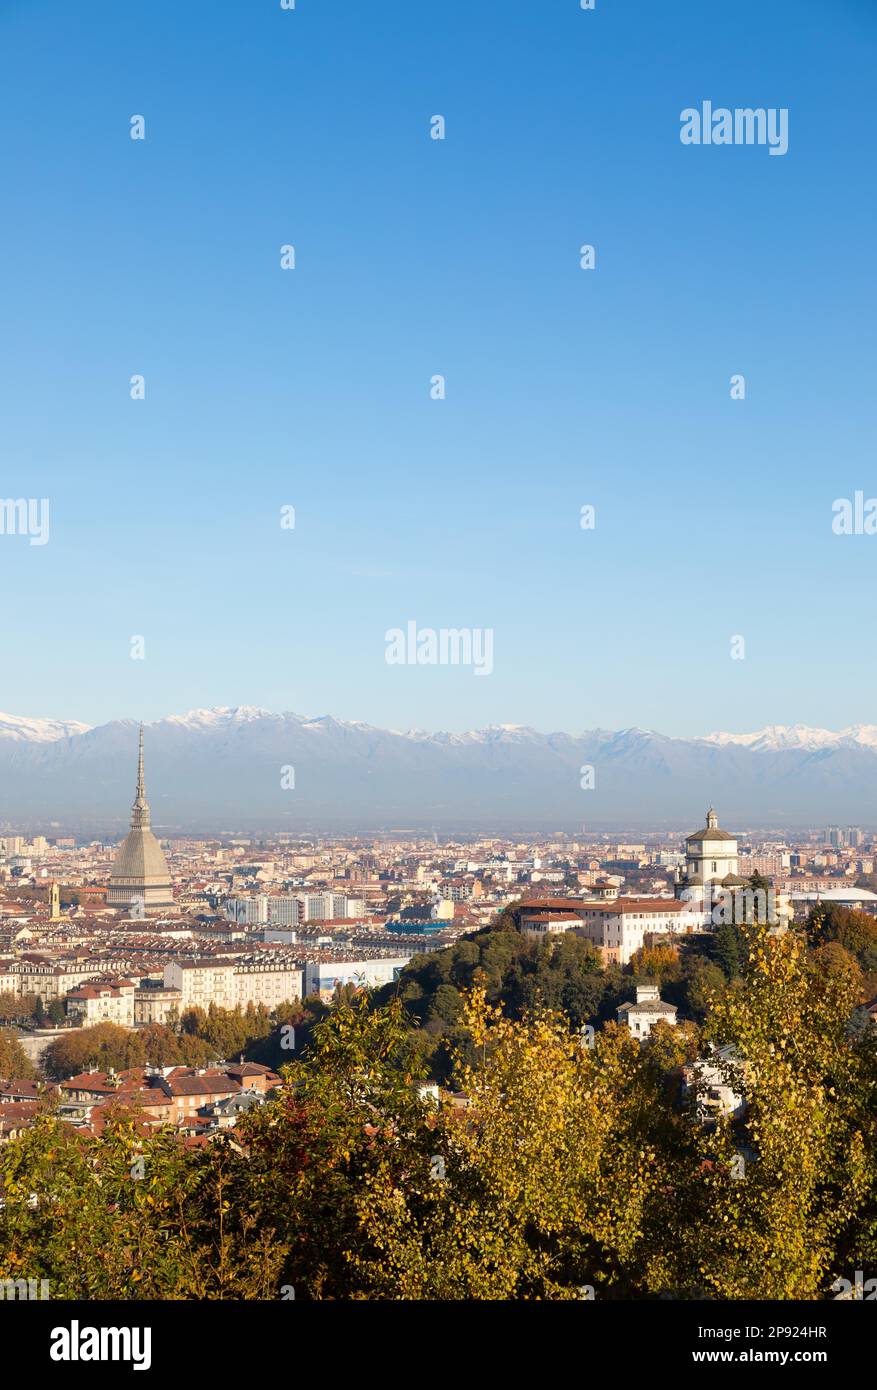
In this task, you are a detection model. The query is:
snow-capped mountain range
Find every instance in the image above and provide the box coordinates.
[8,709,877,754]
[700,724,877,753]
[0,708,875,831]
[0,713,92,743]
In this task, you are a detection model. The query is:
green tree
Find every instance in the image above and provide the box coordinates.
[0,1107,284,1298]
[712,918,745,978]
[808,903,877,974]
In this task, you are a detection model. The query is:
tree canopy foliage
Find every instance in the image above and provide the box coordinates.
[0,1028,36,1081]
[39,1002,306,1081]
[1,918,875,1300]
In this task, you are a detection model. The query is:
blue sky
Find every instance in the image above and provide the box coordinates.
[1,0,875,736]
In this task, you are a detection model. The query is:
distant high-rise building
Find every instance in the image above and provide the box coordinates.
[106,726,174,912]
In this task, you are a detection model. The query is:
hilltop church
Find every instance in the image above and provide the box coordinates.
[674,807,749,924]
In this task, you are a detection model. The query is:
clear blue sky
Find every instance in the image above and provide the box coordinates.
[1,0,875,736]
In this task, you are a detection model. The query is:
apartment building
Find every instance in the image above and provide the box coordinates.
[233,960,302,1009]
[14,957,101,1001]
[66,979,135,1028]
[225,893,366,927]
[163,957,302,1012]
[739,853,791,876]
[133,980,183,1026]
[163,959,236,1011]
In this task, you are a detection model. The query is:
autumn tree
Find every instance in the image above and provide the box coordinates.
[684,921,877,1298]
[0,1028,37,1080]
[0,1107,283,1298]
[231,994,443,1299]
[808,903,877,974]
[338,992,702,1299]
[43,1023,147,1080]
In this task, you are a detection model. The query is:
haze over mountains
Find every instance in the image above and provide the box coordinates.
[1,707,876,834]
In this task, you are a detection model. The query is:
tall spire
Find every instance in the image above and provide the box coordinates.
[137,724,145,797]
[131,724,150,829]
[108,720,173,913]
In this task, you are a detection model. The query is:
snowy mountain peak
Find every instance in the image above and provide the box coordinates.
[0,712,91,743]
[704,725,877,753]
[160,706,276,731]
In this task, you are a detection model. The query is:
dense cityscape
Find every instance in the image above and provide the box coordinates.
[1,732,875,1149]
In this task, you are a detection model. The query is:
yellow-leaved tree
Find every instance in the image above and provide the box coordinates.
[680,923,877,1299]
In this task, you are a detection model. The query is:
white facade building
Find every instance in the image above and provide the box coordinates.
[225,893,366,927]
[616,982,677,1039]
[303,956,410,999]
[133,982,183,1026]
[675,808,746,923]
[520,912,582,943]
[233,961,302,1009]
[14,959,100,1001]
[574,899,698,965]
[163,957,301,1012]
[683,1045,747,1122]
[66,980,136,1028]
[163,959,236,1011]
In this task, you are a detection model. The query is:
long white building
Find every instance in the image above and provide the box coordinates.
[520,896,701,966]
[225,893,366,926]
[163,957,303,1012]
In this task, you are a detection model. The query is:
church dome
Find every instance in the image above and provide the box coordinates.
[111,826,171,884]
[686,807,737,843]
